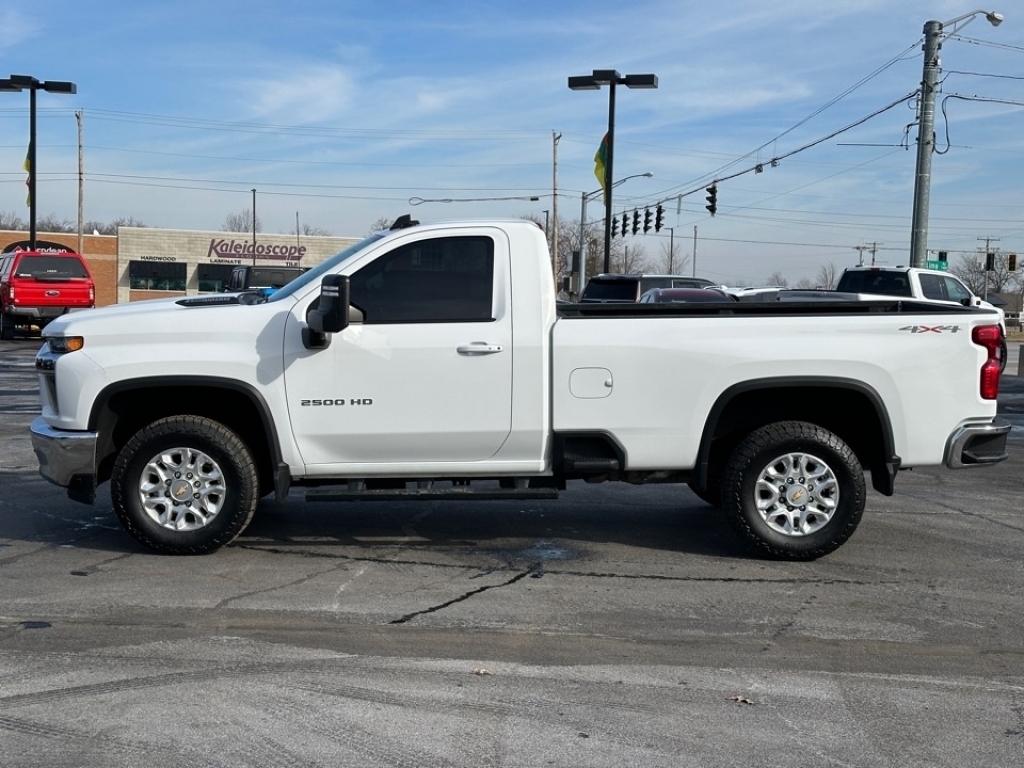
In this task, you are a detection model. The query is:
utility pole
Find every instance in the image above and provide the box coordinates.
[552,131,560,281]
[692,226,698,278]
[76,110,83,255]
[910,11,1004,268]
[251,188,257,267]
[979,236,1000,301]
[869,241,881,266]
[909,21,942,268]
[854,245,869,266]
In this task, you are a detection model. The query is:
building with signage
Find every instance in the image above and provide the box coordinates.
[2,227,359,307]
[117,227,359,303]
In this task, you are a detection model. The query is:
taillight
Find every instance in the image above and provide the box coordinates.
[972,325,1002,400]
[89,285,95,302]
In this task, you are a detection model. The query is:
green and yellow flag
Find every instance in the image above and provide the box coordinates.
[23,143,31,207]
[593,132,608,202]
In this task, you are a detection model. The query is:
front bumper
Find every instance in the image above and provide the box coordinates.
[29,416,99,503]
[944,417,1011,469]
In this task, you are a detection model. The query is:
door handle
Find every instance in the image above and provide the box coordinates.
[457,342,504,356]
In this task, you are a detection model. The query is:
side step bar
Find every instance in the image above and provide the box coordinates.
[306,487,559,502]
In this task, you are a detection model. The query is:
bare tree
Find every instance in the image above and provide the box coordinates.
[815,262,839,289]
[794,277,816,289]
[83,216,150,235]
[767,271,789,287]
[299,223,332,237]
[368,217,393,234]
[223,208,261,233]
[950,252,1021,295]
[0,210,27,231]
[651,238,690,275]
[619,242,649,274]
[35,214,75,233]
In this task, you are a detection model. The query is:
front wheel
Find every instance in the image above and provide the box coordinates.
[721,421,865,560]
[110,416,260,554]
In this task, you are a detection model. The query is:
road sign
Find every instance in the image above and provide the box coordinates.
[925,260,948,271]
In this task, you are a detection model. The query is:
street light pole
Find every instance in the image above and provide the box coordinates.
[0,74,77,250]
[577,172,652,293]
[251,188,257,267]
[568,69,657,274]
[909,10,1003,268]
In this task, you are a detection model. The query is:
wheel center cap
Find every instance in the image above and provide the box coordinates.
[787,486,808,506]
[170,479,192,500]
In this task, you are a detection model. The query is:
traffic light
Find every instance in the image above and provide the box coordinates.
[1009,253,1018,272]
[632,209,640,235]
[986,252,995,272]
[621,212,629,236]
[937,251,947,263]
[655,205,664,232]
[705,184,717,217]
[611,216,619,237]
[643,207,653,233]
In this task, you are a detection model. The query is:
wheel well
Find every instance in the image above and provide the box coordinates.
[700,385,892,492]
[93,384,277,493]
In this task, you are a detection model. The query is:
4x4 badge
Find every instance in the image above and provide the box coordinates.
[899,325,961,333]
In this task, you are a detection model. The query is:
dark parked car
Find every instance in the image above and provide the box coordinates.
[581,273,717,303]
[638,287,736,303]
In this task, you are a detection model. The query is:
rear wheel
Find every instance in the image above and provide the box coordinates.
[0,312,14,340]
[110,416,259,554]
[721,421,865,560]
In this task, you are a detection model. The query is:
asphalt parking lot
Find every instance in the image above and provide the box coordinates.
[1,337,1022,768]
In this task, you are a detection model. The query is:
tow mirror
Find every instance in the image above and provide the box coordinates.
[304,274,351,349]
[309,274,350,334]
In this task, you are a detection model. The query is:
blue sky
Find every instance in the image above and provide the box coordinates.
[1,0,1022,284]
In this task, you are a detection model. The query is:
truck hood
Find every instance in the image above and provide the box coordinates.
[42,294,293,338]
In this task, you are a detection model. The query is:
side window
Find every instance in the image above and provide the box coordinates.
[943,277,972,303]
[350,236,494,324]
[919,273,946,301]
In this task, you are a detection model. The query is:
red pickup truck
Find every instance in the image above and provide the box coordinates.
[0,250,95,339]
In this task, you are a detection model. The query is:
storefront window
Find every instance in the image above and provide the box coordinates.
[128,260,187,291]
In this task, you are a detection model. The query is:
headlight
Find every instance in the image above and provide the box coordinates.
[47,336,85,354]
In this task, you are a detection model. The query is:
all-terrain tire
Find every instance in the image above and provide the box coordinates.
[110,416,259,554]
[721,421,865,560]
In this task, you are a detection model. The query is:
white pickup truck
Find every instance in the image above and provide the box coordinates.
[29,218,1010,560]
[835,265,1008,367]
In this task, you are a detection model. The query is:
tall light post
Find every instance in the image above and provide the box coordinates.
[568,69,657,274]
[909,10,1003,268]
[251,188,257,267]
[666,227,675,273]
[578,172,652,291]
[0,74,77,250]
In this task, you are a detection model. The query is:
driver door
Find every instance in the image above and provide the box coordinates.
[283,229,513,470]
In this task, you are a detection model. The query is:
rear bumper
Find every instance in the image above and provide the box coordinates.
[7,305,91,320]
[29,416,99,503]
[944,417,1011,469]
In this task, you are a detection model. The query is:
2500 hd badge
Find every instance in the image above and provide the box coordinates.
[299,398,373,406]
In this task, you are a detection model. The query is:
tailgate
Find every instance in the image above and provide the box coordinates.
[14,278,94,308]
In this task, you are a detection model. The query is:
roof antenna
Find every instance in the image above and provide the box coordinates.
[389,214,419,230]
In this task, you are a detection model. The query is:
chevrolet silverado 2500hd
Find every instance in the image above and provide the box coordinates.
[30,218,1010,559]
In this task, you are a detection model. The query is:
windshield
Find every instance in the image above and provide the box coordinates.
[268,233,385,302]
